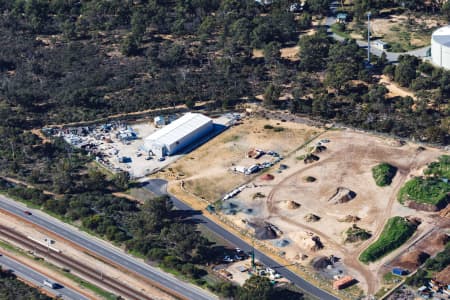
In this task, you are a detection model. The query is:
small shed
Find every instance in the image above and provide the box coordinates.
[333,276,355,290]
[336,13,348,23]
[374,40,389,50]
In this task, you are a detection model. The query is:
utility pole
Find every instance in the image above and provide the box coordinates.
[367,11,371,65]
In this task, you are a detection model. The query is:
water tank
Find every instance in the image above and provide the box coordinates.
[431,26,450,70]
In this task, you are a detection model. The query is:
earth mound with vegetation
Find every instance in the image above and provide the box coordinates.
[372,163,397,186]
[359,216,417,263]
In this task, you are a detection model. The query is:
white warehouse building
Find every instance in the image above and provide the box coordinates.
[144,112,213,157]
[431,25,450,70]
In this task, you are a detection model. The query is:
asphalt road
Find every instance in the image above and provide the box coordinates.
[0,253,88,300]
[144,179,339,300]
[0,195,216,300]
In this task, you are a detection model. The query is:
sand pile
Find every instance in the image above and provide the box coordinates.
[304,213,320,222]
[328,187,357,204]
[287,201,301,209]
[338,215,361,222]
[397,250,430,270]
[291,232,324,252]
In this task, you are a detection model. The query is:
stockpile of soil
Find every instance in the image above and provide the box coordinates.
[397,250,430,270]
[338,215,361,222]
[260,174,274,181]
[304,213,320,222]
[287,201,301,209]
[311,256,331,270]
[439,205,450,218]
[429,232,450,247]
[328,187,357,204]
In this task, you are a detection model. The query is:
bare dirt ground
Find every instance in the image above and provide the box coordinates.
[0,211,175,300]
[165,117,322,202]
[369,14,442,48]
[218,128,447,295]
[378,75,416,99]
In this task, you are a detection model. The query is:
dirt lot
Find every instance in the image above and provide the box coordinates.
[0,211,175,300]
[369,14,442,50]
[213,128,447,294]
[166,117,322,202]
[378,75,416,99]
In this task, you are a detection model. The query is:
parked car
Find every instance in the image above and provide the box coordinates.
[23,211,32,216]
[158,157,166,161]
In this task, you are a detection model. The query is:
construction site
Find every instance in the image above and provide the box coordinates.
[162,114,450,296]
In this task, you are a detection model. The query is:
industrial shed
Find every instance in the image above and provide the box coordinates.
[432,26,450,70]
[144,113,213,157]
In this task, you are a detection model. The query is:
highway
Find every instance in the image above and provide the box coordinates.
[0,253,88,300]
[0,195,216,300]
[144,179,339,300]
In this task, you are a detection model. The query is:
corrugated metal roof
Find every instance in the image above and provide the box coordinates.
[433,26,450,47]
[145,113,212,146]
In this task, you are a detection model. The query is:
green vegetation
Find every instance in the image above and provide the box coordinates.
[372,163,397,186]
[0,266,51,300]
[344,225,372,243]
[359,217,417,263]
[398,156,450,208]
[424,155,450,179]
[398,178,450,206]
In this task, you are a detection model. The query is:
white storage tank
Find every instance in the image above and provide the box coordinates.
[431,26,450,70]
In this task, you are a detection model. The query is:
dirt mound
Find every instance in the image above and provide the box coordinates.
[328,187,357,204]
[304,153,320,164]
[405,200,441,212]
[304,213,320,222]
[311,256,331,270]
[397,250,430,270]
[287,201,301,209]
[338,215,361,222]
[439,204,450,218]
[429,232,450,246]
[247,221,280,240]
[260,174,274,181]
[313,145,327,153]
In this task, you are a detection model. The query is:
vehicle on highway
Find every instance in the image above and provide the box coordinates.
[23,210,32,215]
[43,278,57,289]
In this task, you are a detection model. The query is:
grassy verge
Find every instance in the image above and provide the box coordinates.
[0,239,116,300]
[359,217,416,263]
[372,163,397,187]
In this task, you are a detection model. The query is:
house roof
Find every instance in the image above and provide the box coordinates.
[145,113,212,146]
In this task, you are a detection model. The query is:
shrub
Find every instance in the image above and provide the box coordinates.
[372,163,397,186]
